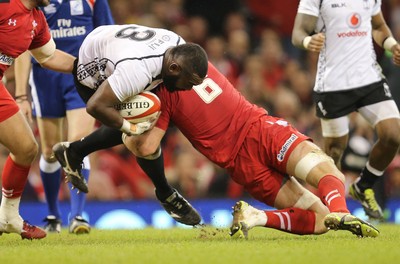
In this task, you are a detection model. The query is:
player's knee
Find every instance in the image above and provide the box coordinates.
[123,134,159,158]
[39,146,56,162]
[16,140,39,163]
[294,149,335,181]
[379,128,400,147]
[326,145,344,165]
[140,146,162,160]
[135,145,161,159]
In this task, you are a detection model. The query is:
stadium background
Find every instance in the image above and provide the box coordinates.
[2,0,400,228]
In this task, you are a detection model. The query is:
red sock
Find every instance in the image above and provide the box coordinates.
[2,156,30,198]
[264,208,316,235]
[318,175,349,213]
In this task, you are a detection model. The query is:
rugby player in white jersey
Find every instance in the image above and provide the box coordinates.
[52,24,208,226]
[292,0,400,220]
[14,0,114,235]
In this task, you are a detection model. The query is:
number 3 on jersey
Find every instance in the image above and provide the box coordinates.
[193,78,222,104]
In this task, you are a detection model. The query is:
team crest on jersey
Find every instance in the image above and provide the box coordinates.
[70,0,84,16]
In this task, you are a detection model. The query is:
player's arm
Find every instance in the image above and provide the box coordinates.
[86,80,153,135]
[371,11,400,65]
[14,51,33,123]
[292,13,325,52]
[29,39,76,73]
[14,51,31,98]
[124,126,166,158]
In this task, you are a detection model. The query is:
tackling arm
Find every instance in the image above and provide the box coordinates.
[29,39,75,73]
[124,126,166,158]
[14,51,33,123]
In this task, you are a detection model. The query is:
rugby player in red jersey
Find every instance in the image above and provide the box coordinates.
[124,62,380,238]
[0,0,75,239]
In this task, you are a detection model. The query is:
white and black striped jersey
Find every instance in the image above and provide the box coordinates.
[76,24,185,101]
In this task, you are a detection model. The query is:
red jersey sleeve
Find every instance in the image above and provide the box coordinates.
[0,1,51,78]
[29,8,51,50]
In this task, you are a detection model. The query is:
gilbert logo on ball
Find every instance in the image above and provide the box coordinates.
[115,91,161,123]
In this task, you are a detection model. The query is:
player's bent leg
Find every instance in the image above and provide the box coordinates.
[230,177,329,239]
[0,112,44,239]
[276,177,330,234]
[287,141,351,213]
[0,111,38,165]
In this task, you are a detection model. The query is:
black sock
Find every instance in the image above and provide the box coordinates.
[356,166,380,191]
[69,125,123,159]
[136,152,173,201]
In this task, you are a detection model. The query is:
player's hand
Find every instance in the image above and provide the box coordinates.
[148,111,161,130]
[129,112,161,135]
[391,43,400,66]
[306,33,325,52]
[16,98,33,124]
[129,120,154,135]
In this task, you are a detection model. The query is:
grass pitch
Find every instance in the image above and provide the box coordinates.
[1,224,399,264]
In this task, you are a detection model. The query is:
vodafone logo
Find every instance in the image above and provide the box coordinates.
[347,13,361,28]
[337,13,367,38]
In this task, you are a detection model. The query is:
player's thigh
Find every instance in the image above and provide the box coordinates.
[320,116,349,138]
[66,107,95,141]
[36,117,64,158]
[359,100,400,130]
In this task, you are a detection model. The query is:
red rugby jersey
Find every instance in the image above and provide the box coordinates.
[155,62,268,168]
[0,0,51,79]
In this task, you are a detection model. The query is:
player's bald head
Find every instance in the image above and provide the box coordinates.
[170,43,208,81]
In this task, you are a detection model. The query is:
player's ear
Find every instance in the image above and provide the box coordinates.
[168,62,182,75]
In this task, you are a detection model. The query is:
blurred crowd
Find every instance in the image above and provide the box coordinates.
[2,0,400,207]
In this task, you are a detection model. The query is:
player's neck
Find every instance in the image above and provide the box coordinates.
[20,0,37,10]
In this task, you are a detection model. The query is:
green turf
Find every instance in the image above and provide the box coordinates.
[1,224,399,264]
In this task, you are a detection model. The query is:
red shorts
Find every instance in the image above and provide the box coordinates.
[0,81,19,122]
[227,115,310,206]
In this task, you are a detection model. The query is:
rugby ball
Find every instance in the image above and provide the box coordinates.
[115,91,161,123]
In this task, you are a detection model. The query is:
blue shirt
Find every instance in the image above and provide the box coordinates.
[35,0,114,61]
